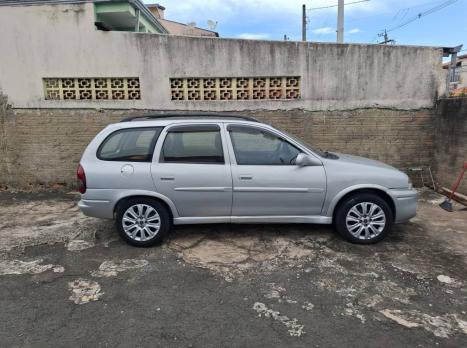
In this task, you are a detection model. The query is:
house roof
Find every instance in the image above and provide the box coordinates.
[158,18,219,37]
[442,54,467,69]
[146,3,165,11]
[0,0,168,34]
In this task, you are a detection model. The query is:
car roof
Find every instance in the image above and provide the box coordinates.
[112,113,268,129]
[120,113,261,123]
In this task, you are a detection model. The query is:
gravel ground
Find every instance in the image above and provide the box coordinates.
[0,189,466,347]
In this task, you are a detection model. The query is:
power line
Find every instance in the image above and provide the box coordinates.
[307,0,370,11]
[385,0,459,33]
[391,0,446,22]
[373,0,460,44]
[392,8,409,22]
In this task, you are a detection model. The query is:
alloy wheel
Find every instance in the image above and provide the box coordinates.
[345,202,386,240]
[122,204,161,242]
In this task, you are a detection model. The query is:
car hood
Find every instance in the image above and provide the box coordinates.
[323,152,410,189]
[333,153,397,170]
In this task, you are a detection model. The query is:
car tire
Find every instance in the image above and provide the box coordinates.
[115,198,171,247]
[334,193,393,244]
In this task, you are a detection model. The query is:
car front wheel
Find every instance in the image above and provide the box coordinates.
[116,198,171,247]
[335,193,393,244]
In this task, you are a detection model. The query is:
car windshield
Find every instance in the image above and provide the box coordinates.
[275,128,327,157]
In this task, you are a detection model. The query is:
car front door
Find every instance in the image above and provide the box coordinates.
[151,123,232,218]
[226,124,326,216]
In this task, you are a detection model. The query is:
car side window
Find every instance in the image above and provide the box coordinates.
[161,125,224,164]
[228,125,301,165]
[97,127,162,162]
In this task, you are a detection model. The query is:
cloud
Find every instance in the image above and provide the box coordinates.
[347,28,361,34]
[236,33,270,40]
[311,26,335,35]
[310,27,361,37]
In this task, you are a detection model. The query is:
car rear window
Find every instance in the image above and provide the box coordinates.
[97,127,163,162]
[161,125,224,164]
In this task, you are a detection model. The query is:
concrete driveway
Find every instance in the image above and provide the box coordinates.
[0,190,466,347]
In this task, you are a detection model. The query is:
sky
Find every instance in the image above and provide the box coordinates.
[148,0,466,51]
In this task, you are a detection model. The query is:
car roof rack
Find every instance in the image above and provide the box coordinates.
[120,113,260,123]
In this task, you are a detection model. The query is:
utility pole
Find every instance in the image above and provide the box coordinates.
[336,0,344,43]
[302,4,306,41]
[378,29,395,44]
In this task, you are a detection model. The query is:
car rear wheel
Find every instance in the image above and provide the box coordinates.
[334,193,393,244]
[116,198,171,247]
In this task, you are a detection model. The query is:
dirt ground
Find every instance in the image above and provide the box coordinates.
[0,189,466,347]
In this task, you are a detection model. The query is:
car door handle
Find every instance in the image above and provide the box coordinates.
[160,176,175,181]
[239,175,253,180]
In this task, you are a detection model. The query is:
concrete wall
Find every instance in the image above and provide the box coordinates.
[0,3,444,111]
[433,97,467,195]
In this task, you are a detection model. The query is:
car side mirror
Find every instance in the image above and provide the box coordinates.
[295,153,322,167]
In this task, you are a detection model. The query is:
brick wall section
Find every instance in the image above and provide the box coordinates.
[0,103,436,189]
[432,97,467,195]
[0,107,130,189]
[248,109,435,170]
[0,94,13,188]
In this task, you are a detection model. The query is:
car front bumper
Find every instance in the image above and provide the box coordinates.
[389,189,418,223]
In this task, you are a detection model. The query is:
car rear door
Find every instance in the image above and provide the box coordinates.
[87,126,163,190]
[151,123,233,217]
[226,124,326,216]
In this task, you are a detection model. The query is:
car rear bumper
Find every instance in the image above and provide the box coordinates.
[78,199,114,219]
[390,189,418,223]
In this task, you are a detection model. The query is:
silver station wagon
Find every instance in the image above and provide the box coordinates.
[77,114,417,247]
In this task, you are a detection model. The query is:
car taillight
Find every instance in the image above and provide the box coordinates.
[77,164,86,194]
